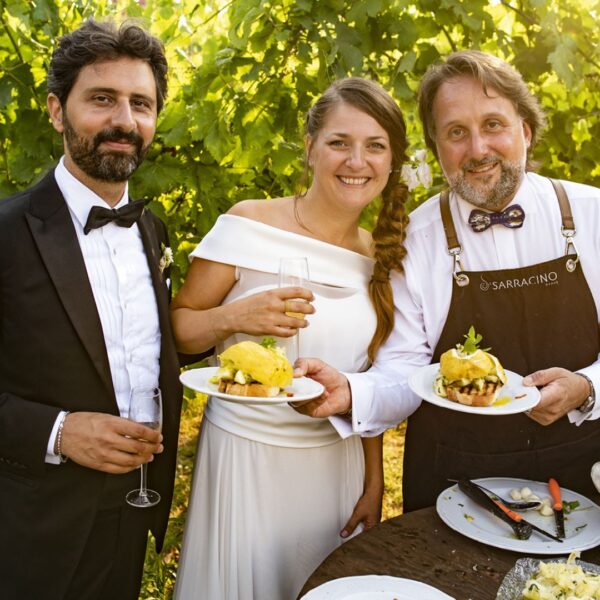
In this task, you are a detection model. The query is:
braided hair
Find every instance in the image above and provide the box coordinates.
[368,169,409,362]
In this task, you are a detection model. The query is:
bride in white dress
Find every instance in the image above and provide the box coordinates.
[171,77,411,600]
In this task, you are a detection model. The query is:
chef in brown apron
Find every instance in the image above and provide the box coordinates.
[291,50,600,511]
[403,180,600,510]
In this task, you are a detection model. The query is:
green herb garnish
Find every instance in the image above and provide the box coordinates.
[459,326,490,354]
[260,337,277,349]
[563,500,580,514]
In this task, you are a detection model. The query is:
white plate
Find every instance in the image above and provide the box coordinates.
[437,477,600,554]
[409,363,541,415]
[300,575,454,599]
[180,366,324,405]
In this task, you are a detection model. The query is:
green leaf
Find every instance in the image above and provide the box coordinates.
[461,326,485,355]
[338,41,363,71]
[260,337,277,349]
[365,0,384,18]
[397,50,417,73]
[572,118,591,147]
[0,79,13,109]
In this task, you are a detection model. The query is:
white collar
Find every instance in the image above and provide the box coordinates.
[54,157,130,229]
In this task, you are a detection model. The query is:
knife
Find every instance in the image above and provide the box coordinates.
[458,479,532,540]
[548,478,566,538]
[458,480,563,543]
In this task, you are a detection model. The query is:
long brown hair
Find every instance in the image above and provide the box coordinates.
[303,78,410,362]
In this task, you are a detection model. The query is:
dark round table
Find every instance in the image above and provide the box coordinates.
[298,506,600,599]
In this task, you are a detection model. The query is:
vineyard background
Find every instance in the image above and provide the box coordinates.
[1,0,599,597]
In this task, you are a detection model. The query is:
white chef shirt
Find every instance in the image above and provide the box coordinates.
[332,172,600,437]
[46,157,161,463]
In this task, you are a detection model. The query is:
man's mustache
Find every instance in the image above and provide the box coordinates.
[94,128,143,151]
[461,156,501,172]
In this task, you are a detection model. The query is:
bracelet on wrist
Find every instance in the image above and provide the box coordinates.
[577,374,596,414]
[56,411,70,463]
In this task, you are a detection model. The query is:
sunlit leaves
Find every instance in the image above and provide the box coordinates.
[1,0,599,272]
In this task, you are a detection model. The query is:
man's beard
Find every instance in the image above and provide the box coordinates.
[63,114,148,182]
[448,157,524,211]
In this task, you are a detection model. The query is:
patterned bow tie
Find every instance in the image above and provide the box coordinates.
[84,199,147,235]
[468,204,525,233]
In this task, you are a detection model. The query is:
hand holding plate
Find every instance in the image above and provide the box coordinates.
[290,358,351,418]
[524,367,591,425]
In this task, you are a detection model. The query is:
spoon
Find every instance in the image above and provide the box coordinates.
[449,479,541,510]
[472,482,542,510]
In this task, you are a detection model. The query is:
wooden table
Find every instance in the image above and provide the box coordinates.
[298,506,600,599]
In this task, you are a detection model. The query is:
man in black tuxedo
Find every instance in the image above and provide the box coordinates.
[0,20,182,600]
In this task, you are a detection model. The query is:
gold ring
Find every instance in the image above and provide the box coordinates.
[284,300,291,313]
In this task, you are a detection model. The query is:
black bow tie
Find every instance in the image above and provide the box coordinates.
[468,204,525,233]
[83,199,147,235]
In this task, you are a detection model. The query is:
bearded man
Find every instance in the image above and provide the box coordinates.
[293,50,600,511]
[0,20,182,600]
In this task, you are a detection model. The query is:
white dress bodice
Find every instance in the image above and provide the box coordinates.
[190,214,377,447]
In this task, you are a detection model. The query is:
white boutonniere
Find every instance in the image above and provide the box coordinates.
[159,243,174,273]
[400,149,433,191]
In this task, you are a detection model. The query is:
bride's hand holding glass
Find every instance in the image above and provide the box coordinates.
[220,287,314,339]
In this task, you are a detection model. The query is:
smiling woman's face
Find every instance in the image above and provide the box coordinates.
[433,75,532,211]
[306,101,392,212]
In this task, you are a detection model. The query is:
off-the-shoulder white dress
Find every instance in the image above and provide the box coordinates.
[174,215,377,600]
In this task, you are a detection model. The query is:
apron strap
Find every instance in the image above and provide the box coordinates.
[439,188,461,253]
[439,189,469,286]
[549,178,575,231]
[549,178,579,271]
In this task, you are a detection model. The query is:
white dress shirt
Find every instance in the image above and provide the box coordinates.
[332,172,600,437]
[46,158,161,463]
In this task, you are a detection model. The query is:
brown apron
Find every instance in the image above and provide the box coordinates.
[403,180,600,511]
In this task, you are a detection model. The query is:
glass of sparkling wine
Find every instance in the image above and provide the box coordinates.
[278,257,309,361]
[125,386,162,508]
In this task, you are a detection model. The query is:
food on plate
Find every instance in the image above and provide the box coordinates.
[209,338,293,397]
[509,486,581,517]
[521,552,600,599]
[510,487,553,516]
[435,326,507,406]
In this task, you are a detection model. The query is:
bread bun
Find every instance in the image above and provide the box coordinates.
[218,380,281,397]
[446,382,501,407]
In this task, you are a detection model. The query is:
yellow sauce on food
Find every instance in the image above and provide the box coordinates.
[493,396,511,406]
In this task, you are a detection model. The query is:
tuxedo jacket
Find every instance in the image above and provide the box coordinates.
[0,171,182,595]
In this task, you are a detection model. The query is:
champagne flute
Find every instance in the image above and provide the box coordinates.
[278,257,310,362]
[125,386,162,508]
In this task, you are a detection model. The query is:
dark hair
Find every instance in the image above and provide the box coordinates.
[418,50,546,168]
[303,77,410,362]
[47,19,168,113]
